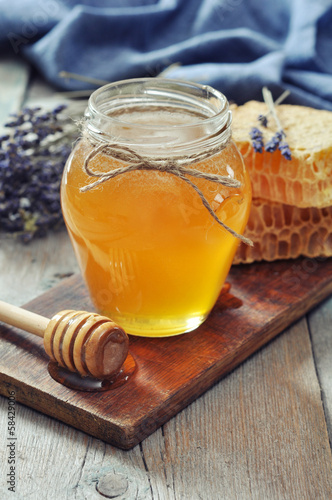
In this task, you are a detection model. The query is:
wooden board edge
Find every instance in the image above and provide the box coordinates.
[0,374,137,450]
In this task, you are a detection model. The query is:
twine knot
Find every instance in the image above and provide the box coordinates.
[80,140,253,246]
[158,163,171,172]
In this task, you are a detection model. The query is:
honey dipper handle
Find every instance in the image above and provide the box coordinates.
[0,300,49,338]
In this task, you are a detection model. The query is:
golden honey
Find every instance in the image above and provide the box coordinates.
[61,79,251,337]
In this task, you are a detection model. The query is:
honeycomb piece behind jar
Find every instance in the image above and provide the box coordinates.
[231,101,332,209]
[234,198,332,264]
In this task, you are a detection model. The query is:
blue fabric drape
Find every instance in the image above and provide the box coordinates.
[0,0,331,109]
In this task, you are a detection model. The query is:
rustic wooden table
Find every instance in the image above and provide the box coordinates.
[0,58,332,500]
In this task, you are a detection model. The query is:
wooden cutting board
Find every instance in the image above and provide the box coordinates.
[1,257,331,449]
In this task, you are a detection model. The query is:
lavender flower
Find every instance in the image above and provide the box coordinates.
[279,142,292,160]
[0,134,10,146]
[249,127,264,153]
[264,131,292,160]
[248,88,292,161]
[258,114,268,128]
[265,131,284,152]
[0,104,78,242]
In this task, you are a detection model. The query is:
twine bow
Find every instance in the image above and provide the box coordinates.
[80,142,253,246]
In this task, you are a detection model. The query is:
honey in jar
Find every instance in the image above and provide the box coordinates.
[61,79,251,337]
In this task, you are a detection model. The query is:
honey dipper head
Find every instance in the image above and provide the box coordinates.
[43,310,129,380]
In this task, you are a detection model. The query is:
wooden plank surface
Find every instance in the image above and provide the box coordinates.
[308,299,332,443]
[0,64,332,499]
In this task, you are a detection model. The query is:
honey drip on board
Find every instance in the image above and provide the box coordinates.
[48,353,136,392]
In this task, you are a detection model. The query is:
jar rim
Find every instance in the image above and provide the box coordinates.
[85,78,232,155]
[87,77,229,129]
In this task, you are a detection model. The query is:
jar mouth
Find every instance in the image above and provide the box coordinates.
[85,78,232,155]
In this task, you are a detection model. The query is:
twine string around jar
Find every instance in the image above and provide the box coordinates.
[80,140,253,246]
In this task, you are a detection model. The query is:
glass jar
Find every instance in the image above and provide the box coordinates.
[61,78,251,337]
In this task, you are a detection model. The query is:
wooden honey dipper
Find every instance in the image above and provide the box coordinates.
[0,300,129,381]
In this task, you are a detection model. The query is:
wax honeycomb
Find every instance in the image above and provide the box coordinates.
[234,198,332,264]
[232,101,332,209]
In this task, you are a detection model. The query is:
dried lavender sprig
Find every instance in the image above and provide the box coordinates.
[257,90,290,129]
[262,87,284,134]
[0,104,78,242]
[278,142,292,160]
[265,131,284,153]
[262,87,292,161]
[249,127,264,153]
[258,114,268,128]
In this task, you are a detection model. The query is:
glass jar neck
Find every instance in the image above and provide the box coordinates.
[84,78,232,157]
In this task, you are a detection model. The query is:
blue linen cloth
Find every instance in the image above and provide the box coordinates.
[0,0,331,109]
